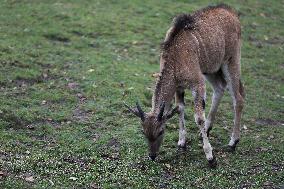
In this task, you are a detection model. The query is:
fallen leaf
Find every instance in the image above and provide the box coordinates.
[91,183,100,189]
[260,13,266,17]
[92,135,99,142]
[268,135,274,140]
[92,83,97,88]
[69,177,77,181]
[260,147,268,152]
[49,179,54,186]
[165,164,171,169]
[43,73,48,79]
[252,22,258,27]
[132,41,138,45]
[25,176,34,182]
[264,35,268,41]
[88,69,95,73]
[170,124,177,129]
[68,82,79,90]
[77,93,83,98]
[27,124,35,130]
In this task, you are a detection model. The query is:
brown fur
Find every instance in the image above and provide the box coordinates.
[127,4,244,163]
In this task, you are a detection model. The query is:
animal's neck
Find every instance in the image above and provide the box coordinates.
[151,66,176,113]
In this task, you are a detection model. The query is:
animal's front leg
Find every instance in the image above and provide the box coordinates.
[192,83,217,168]
[175,89,186,148]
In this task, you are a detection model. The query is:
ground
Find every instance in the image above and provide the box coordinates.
[0,0,283,188]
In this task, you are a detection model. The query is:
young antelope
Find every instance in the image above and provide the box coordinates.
[125,4,245,167]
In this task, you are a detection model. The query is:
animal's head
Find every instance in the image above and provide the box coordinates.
[125,102,179,160]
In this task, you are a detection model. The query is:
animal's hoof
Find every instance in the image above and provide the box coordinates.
[178,144,187,150]
[149,155,156,161]
[208,156,217,168]
[225,139,239,152]
[228,145,237,152]
[178,140,186,149]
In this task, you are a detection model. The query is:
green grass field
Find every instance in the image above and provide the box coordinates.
[0,0,283,188]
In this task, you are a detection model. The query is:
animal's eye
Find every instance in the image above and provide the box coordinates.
[158,130,164,137]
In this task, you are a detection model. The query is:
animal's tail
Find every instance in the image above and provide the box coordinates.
[239,80,245,98]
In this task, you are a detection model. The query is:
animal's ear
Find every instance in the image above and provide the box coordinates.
[124,102,145,122]
[164,106,179,120]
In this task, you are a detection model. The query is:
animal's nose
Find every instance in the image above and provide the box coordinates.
[149,154,156,161]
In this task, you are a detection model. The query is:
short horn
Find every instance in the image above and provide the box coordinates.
[136,101,145,121]
[123,102,136,115]
[165,106,179,120]
[157,102,165,121]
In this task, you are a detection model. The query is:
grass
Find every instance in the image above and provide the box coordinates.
[0,0,283,188]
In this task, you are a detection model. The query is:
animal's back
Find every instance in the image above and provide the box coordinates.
[191,5,241,73]
[162,4,241,75]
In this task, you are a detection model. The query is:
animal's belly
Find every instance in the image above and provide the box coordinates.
[200,61,223,74]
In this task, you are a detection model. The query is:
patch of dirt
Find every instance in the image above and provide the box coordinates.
[99,138,120,160]
[106,138,120,151]
[262,182,278,189]
[13,75,45,86]
[239,182,253,189]
[130,162,147,171]
[265,36,284,45]
[247,35,284,48]
[67,82,79,90]
[247,164,264,174]
[71,30,100,38]
[90,183,100,189]
[271,163,284,172]
[86,32,101,38]
[0,170,7,179]
[248,35,264,48]
[0,60,30,68]
[0,150,10,161]
[72,107,93,124]
[255,118,283,126]
[44,33,70,43]
[26,119,62,130]
[0,109,27,129]
[62,155,90,170]
[70,30,84,37]
[2,71,57,89]
[88,43,99,48]
[71,91,95,124]
[162,169,174,180]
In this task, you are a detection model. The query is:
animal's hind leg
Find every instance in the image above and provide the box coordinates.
[191,78,216,167]
[204,72,227,137]
[175,88,186,148]
[222,56,244,151]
